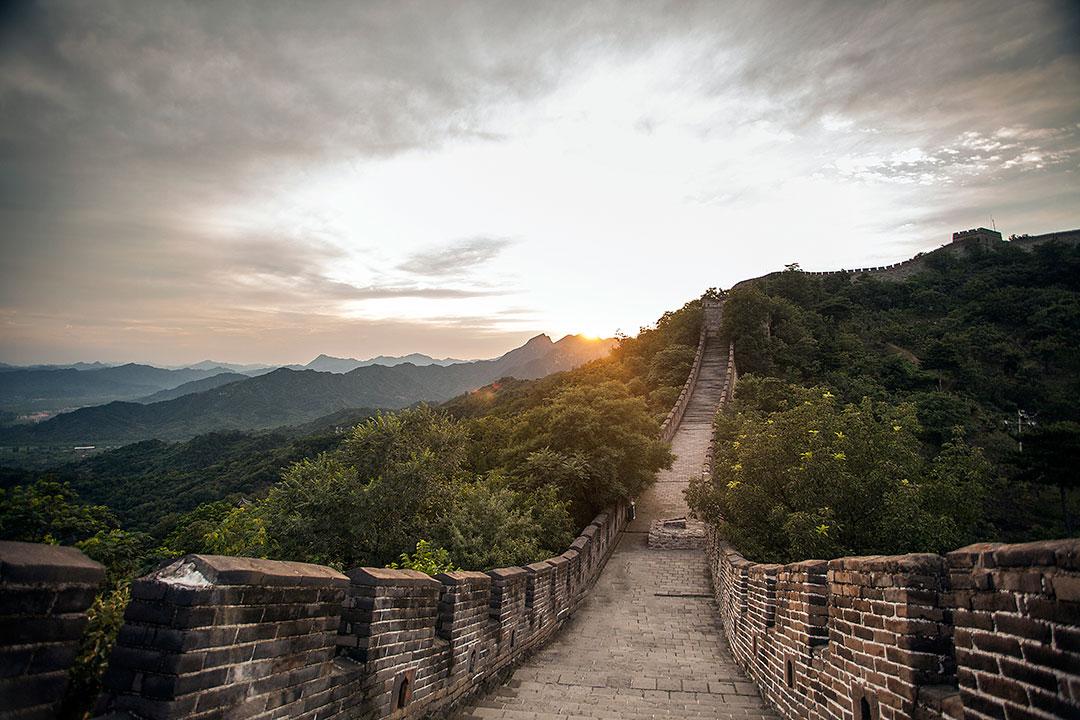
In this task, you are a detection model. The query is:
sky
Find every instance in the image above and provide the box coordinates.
[1,0,1078,366]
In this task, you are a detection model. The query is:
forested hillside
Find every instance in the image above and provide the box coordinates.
[689,240,1080,563]
[0,414,372,533]
[6,241,1080,711]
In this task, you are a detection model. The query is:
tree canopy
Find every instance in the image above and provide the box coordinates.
[693,240,1080,556]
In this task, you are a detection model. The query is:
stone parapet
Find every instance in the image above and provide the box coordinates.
[705,530,1080,720]
[0,541,105,720]
[82,502,627,719]
[95,554,355,720]
[947,539,1080,720]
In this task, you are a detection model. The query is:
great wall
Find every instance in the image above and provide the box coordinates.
[734,228,1080,289]
[2,233,1079,719]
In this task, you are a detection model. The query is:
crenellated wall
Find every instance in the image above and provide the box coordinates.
[706,529,1080,720]
[658,297,724,443]
[732,228,1080,292]
[700,340,736,485]
[7,287,1078,719]
[0,498,625,720]
[85,504,626,719]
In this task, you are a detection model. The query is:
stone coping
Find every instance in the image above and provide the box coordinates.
[0,540,106,584]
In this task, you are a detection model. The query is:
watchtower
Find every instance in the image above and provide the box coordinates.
[951,227,1003,249]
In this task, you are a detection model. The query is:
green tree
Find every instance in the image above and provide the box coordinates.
[508,381,672,523]
[646,344,697,389]
[1011,421,1080,536]
[388,540,457,575]
[432,475,573,569]
[203,406,575,571]
[159,500,235,556]
[688,379,992,563]
[0,479,115,545]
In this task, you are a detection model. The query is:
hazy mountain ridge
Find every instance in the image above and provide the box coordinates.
[0,361,117,373]
[304,352,465,372]
[0,334,614,445]
[0,350,475,415]
[177,360,274,374]
[0,363,237,414]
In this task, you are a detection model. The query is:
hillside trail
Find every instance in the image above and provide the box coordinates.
[454,326,777,720]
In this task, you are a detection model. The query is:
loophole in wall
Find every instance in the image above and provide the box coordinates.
[391,668,416,711]
[467,646,478,674]
[850,683,879,720]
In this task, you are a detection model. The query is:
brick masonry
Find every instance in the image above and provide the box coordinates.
[0,540,105,720]
[707,534,1080,720]
[82,506,628,720]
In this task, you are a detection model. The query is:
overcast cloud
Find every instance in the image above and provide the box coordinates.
[1,0,1078,364]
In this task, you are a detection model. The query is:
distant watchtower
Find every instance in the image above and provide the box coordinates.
[951,227,1003,249]
[702,298,723,334]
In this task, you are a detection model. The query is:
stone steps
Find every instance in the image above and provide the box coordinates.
[681,336,729,424]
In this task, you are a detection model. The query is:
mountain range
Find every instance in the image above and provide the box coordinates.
[300,352,464,373]
[0,334,614,445]
[0,364,239,415]
[0,350,505,418]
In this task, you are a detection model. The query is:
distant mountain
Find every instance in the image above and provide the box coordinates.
[0,334,614,445]
[304,352,464,373]
[0,361,117,373]
[179,360,275,374]
[135,373,248,403]
[0,363,236,414]
[503,334,618,378]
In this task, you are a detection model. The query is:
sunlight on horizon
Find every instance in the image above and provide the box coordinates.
[1,1,1077,364]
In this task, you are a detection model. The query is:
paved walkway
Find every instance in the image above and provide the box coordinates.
[455,331,776,720]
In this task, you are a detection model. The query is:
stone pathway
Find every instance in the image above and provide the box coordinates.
[455,331,777,720]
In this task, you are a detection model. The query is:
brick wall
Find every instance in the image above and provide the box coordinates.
[80,503,627,719]
[706,531,1080,720]
[0,541,105,720]
[95,554,358,719]
[948,540,1080,719]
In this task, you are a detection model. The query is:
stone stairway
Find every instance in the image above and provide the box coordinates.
[682,332,728,424]
[454,325,776,720]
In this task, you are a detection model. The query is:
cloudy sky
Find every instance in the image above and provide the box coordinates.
[1,0,1078,365]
